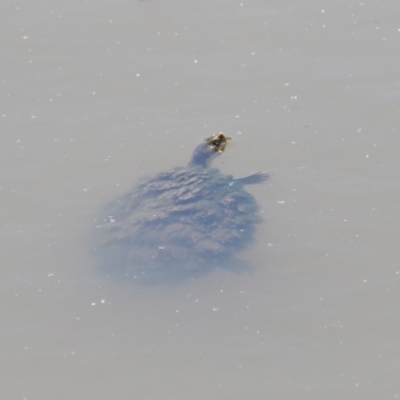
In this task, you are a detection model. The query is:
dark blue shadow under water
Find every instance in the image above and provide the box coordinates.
[93,248,254,286]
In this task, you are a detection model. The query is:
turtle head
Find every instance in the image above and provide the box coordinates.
[189,132,231,168]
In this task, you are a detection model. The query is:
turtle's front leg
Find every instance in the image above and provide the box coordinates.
[235,172,269,185]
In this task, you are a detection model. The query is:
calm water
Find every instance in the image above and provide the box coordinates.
[2,1,400,399]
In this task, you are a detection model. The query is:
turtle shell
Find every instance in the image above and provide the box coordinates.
[95,165,262,282]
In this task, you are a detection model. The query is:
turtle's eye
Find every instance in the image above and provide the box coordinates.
[214,140,220,146]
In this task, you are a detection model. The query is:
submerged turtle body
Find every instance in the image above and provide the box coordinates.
[95,132,268,282]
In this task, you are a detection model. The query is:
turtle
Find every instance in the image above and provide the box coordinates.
[94,132,269,283]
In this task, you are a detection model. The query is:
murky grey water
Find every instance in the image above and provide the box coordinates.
[2,1,400,399]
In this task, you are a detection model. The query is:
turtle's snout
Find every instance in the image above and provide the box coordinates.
[205,132,231,153]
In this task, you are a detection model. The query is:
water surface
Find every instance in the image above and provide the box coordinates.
[2,1,400,399]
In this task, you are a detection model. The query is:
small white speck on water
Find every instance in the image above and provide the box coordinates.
[212,308,219,312]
